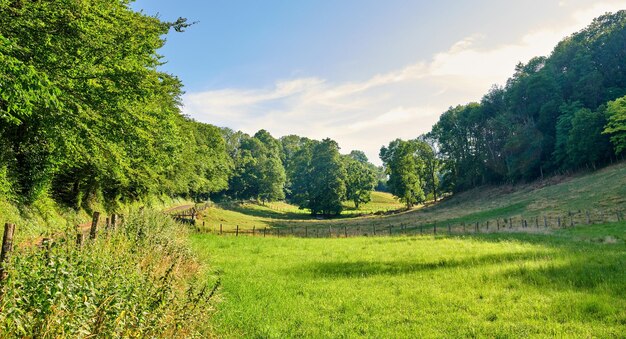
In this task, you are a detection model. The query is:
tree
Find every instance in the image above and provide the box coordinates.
[604,95,626,154]
[380,139,424,208]
[228,131,286,202]
[308,139,346,216]
[343,153,376,209]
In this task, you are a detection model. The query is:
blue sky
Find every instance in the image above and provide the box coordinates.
[132,0,626,164]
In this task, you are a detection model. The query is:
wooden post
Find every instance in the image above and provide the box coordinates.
[329,226,332,238]
[557,216,561,228]
[220,224,223,235]
[105,217,110,231]
[344,226,348,238]
[236,225,239,237]
[570,216,574,227]
[544,216,547,228]
[373,225,376,236]
[486,221,489,231]
[535,217,539,228]
[617,212,621,222]
[90,212,100,240]
[497,219,500,231]
[305,226,308,238]
[0,223,15,281]
[264,227,267,237]
[586,211,591,224]
[509,218,512,228]
[110,214,117,231]
[388,226,392,236]
[252,226,256,236]
[76,232,84,249]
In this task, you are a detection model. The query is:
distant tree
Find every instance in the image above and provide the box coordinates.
[380,139,424,208]
[228,131,285,203]
[604,95,626,154]
[308,139,346,216]
[343,153,376,208]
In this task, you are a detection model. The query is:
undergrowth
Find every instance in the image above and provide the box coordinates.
[0,209,215,337]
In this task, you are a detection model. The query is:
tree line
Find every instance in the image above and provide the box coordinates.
[2,3,626,216]
[381,11,626,199]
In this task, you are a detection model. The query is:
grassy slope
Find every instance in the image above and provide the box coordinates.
[199,191,403,231]
[191,224,626,337]
[199,162,626,232]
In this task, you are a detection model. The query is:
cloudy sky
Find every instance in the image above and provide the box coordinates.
[132,0,626,164]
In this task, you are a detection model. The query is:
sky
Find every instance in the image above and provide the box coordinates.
[132,0,626,165]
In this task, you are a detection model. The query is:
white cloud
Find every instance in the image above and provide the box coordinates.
[183,2,626,165]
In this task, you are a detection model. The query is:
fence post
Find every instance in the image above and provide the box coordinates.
[236,225,239,237]
[586,211,591,224]
[557,216,561,228]
[76,232,84,249]
[329,226,332,238]
[90,212,100,240]
[544,216,547,228]
[305,226,308,238]
[220,224,223,235]
[264,227,267,237]
[253,226,256,236]
[509,218,512,228]
[344,226,348,238]
[570,216,574,227]
[110,214,117,231]
[496,219,500,231]
[535,217,539,228]
[373,225,376,236]
[0,223,15,281]
[486,221,489,231]
[388,226,392,236]
[617,211,621,222]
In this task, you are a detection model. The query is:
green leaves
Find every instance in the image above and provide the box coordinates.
[604,95,626,154]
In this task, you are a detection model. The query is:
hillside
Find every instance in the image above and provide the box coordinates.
[198,161,626,233]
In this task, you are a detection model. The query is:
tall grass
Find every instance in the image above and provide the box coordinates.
[0,209,215,337]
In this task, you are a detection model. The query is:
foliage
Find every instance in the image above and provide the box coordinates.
[604,95,626,154]
[343,152,377,208]
[0,209,214,337]
[308,139,347,216]
[429,11,626,192]
[0,1,231,208]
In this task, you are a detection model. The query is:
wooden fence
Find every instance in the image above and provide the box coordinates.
[198,208,625,239]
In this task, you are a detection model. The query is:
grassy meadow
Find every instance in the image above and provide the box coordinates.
[198,162,626,234]
[191,223,626,337]
[190,163,626,337]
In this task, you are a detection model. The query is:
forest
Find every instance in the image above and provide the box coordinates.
[2,2,626,216]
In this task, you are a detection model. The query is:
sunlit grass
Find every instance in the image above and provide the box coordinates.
[191,223,626,337]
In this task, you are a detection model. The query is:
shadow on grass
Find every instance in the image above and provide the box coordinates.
[220,203,313,221]
[291,251,547,279]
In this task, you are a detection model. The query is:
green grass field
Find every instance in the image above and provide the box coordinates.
[190,163,626,337]
[191,223,625,337]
